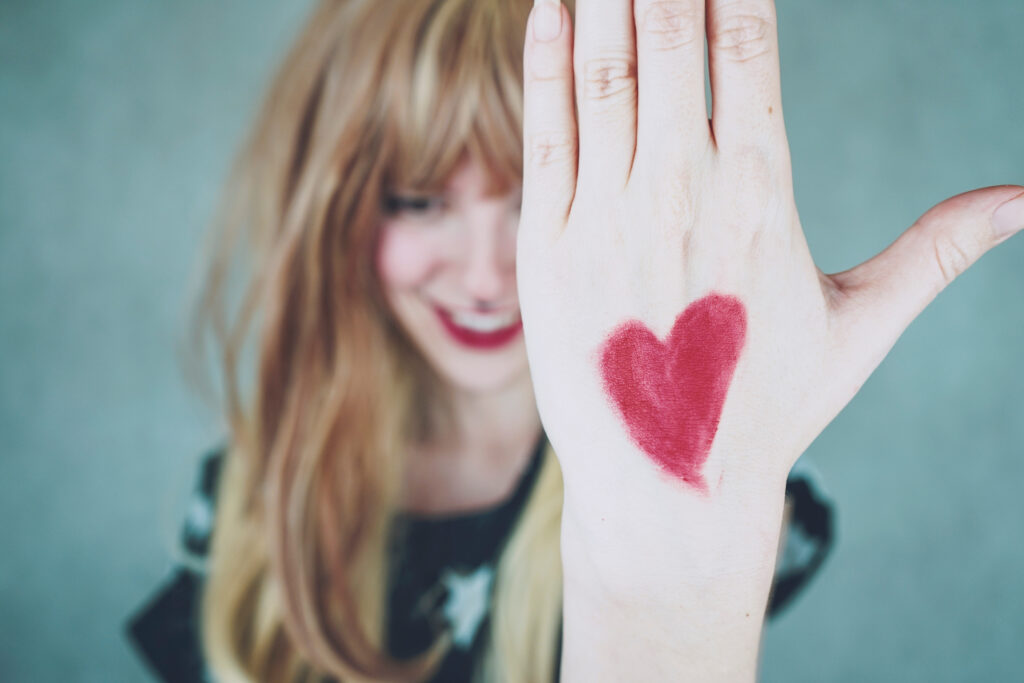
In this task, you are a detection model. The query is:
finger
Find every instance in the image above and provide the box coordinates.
[574,0,638,191]
[522,0,578,234]
[828,186,1024,382]
[633,0,712,170]
[707,0,787,155]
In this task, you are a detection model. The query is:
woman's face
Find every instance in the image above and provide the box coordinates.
[376,156,527,395]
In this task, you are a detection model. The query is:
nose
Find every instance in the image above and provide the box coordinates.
[460,204,516,304]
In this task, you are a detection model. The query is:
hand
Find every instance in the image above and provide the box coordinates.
[518,0,1023,517]
[517,1,1022,678]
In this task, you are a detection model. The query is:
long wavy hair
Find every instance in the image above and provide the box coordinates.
[182,0,572,680]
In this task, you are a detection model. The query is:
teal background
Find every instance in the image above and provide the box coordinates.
[1,0,1022,680]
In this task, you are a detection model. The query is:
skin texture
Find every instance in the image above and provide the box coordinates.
[599,293,747,493]
[515,0,1023,680]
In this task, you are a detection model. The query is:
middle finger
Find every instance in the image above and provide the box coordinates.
[634,0,712,171]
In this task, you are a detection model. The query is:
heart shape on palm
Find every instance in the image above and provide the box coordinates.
[598,293,747,493]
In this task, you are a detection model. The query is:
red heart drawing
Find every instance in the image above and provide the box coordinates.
[598,293,747,492]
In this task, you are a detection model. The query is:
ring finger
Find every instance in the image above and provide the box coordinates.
[634,0,712,173]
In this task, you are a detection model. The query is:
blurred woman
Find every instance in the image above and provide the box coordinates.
[126,1,834,681]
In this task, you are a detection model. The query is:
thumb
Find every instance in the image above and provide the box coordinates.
[827,185,1024,381]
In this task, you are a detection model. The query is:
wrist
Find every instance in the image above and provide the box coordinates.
[558,502,781,683]
[558,467,787,603]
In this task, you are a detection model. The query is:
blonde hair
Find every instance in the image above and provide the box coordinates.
[183,0,571,680]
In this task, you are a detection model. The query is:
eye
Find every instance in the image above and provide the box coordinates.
[382,193,447,221]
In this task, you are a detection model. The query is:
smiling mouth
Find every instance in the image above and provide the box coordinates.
[433,305,523,349]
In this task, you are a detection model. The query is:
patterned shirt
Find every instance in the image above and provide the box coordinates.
[125,433,835,682]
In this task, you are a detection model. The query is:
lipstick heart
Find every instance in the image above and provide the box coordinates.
[598,293,747,492]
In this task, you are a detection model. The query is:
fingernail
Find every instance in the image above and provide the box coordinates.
[532,0,562,42]
[992,192,1024,238]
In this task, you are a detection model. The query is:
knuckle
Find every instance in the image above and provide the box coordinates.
[582,55,637,103]
[639,1,703,52]
[527,130,577,169]
[932,232,974,285]
[730,188,779,237]
[661,180,697,230]
[743,225,763,254]
[712,8,774,63]
[648,170,698,240]
[731,143,774,180]
[728,145,779,215]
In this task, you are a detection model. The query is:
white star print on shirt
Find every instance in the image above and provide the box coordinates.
[439,564,495,649]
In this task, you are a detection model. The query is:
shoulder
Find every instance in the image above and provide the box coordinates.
[180,445,226,565]
[768,457,837,618]
[124,444,228,683]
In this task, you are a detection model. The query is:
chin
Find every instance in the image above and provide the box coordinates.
[388,295,531,395]
[433,353,530,397]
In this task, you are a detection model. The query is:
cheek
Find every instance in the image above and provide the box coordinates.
[375,227,442,289]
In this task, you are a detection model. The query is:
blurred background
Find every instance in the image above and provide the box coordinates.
[1,0,1022,680]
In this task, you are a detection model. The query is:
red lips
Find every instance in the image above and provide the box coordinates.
[598,294,747,493]
[434,305,523,350]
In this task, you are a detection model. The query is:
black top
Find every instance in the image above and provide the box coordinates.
[125,435,835,682]
[385,430,552,681]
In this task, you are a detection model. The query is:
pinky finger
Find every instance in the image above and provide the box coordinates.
[522,0,577,235]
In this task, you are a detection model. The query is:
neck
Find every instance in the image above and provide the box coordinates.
[399,372,543,516]
[439,373,542,462]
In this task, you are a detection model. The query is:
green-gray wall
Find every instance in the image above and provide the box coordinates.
[1,1,1022,680]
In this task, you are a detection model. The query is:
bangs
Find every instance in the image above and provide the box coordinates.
[377,0,529,196]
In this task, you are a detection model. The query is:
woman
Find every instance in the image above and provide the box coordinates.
[126,0,838,681]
